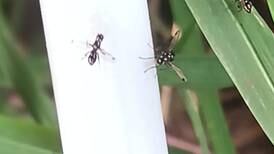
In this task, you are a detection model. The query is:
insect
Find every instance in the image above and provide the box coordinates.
[83,33,115,65]
[235,0,252,13]
[140,31,187,82]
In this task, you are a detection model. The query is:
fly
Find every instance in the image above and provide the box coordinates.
[140,31,187,82]
[82,33,115,65]
[235,0,252,13]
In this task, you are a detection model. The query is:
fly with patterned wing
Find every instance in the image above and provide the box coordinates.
[235,0,253,13]
[82,33,115,65]
[140,30,187,82]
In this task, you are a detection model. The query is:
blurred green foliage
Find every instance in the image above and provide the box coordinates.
[168,147,189,154]
[161,0,274,153]
[0,1,62,154]
[0,0,273,154]
[267,0,274,20]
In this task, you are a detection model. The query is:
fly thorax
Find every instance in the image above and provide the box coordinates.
[94,41,101,49]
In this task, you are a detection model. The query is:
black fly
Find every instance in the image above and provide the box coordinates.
[235,0,252,13]
[83,33,115,65]
[140,31,187,82]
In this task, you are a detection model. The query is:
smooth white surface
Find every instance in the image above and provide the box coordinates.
[39,0,168,154]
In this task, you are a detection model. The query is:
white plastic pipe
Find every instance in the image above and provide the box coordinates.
[39,0,168,154]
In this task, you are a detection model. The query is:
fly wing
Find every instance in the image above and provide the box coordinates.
[99,48,116,62]
[168,62,187,82]
[168,30,181,51]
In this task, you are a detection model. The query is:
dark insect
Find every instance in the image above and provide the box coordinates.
[83,33,115,65]
[140,31,187,82]
[235,0,252,13]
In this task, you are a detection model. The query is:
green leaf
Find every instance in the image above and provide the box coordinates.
[170,0,205,57]
[0,115,61,152]
[229,0,274,84]
[0,10,58,127]
[0,137,60,154]
[267,0,274,20]
[197,90,236,154]
[183,0,274,143]
[179,88,210,154]
[158,55,232,88]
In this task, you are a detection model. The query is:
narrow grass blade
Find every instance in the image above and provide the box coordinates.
[0,11,58,126]
[183,0,274,143]
[197,90,236,154]
[267,0,274,20]
[179,88,210,154]
[226,0,274,84]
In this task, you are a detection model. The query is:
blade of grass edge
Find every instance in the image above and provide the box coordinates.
[179,88,210,154]
[267,0,274,20]
[226,1,274,85]
[197,89,236,154]
[0,10,58,127]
